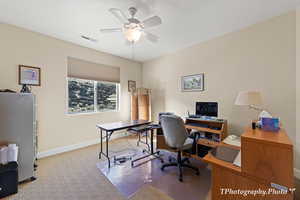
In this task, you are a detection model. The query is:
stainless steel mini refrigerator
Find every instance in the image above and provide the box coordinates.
[0,93,36,182]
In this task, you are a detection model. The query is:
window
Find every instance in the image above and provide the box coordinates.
[68,77,119,114]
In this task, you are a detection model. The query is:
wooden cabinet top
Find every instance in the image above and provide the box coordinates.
[242,127,293,149]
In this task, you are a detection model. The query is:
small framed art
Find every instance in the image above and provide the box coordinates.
[128,80,136,92]
[181,74,204,92]
[19,65,41,86]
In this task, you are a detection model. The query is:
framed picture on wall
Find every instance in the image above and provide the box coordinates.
[181,74,204,92]
[128,80,136,92]
[19,65,41,86]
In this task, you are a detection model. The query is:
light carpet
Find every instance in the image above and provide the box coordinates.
[6,135,173,200]
[130,185,173,200]
[5,135,299,200]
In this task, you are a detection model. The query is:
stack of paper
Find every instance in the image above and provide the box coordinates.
[7,144,18,163]
[0,144,18,165]
[233,150,241,167]
[223,135,241,147]
[0,146,8,164]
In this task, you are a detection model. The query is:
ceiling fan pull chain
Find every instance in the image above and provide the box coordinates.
[131,42,135,60]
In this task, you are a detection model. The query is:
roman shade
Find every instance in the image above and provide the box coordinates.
[67,57,120,83]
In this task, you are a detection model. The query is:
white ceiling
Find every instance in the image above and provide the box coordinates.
[0,0,299,62]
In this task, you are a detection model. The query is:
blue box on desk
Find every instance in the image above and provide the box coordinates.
[261,117,280,132]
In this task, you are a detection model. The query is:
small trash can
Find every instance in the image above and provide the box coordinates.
[0,162,18,198]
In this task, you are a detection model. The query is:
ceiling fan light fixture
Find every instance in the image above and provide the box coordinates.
[101,7,161,44]
[123,24,142,43]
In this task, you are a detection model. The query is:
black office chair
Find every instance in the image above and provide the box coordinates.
[160,115,199,182]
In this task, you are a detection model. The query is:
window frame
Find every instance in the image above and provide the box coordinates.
[66,77,120,115]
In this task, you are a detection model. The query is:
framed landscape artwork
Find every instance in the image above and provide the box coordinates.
[181,74,204,92]
[128,80,136,92]
[19,65,41,86]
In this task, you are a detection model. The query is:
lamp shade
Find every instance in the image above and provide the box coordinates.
[123,24,142,43]
[235,91,263,106]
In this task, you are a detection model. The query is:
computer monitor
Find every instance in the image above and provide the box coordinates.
[196,102,218,117]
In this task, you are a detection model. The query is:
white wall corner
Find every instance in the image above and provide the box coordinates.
[37,131,131,159]
[295,168,300,180]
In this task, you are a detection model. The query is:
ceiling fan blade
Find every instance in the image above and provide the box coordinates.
[142,16,162,28]
[109,8,128,24]
[144,31,159,43]
[100,28,122,33]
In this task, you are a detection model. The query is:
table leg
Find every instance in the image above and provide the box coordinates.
[131,129,163,167]
[150,129,154,154]
[99,129,103,159]
[106,131,111,168]
[98,129,112,168]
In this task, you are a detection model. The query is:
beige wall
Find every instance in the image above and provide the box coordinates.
[0,11,298,171]
[0,23,142,152]
[296,9,300,172]
[143,12,296,163]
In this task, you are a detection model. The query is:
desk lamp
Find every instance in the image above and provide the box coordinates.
[235,91,272,121]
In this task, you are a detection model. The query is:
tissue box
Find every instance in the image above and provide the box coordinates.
[0,162,18,198]
[261,117,280,132]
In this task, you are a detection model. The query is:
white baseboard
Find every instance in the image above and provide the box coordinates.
[37,131,130,159]
[295,168,300,179]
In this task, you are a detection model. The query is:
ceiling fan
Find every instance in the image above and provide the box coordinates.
[100,7,162,43]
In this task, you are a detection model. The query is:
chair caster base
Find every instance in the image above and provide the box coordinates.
[161,151,199,183]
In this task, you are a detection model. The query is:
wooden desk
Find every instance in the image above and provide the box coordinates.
[203,127,294,200]
[185,118,228,148]
[185,118,227,136]
[157,118,228,153]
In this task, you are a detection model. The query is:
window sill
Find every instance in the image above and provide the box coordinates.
[66,110,120,116]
